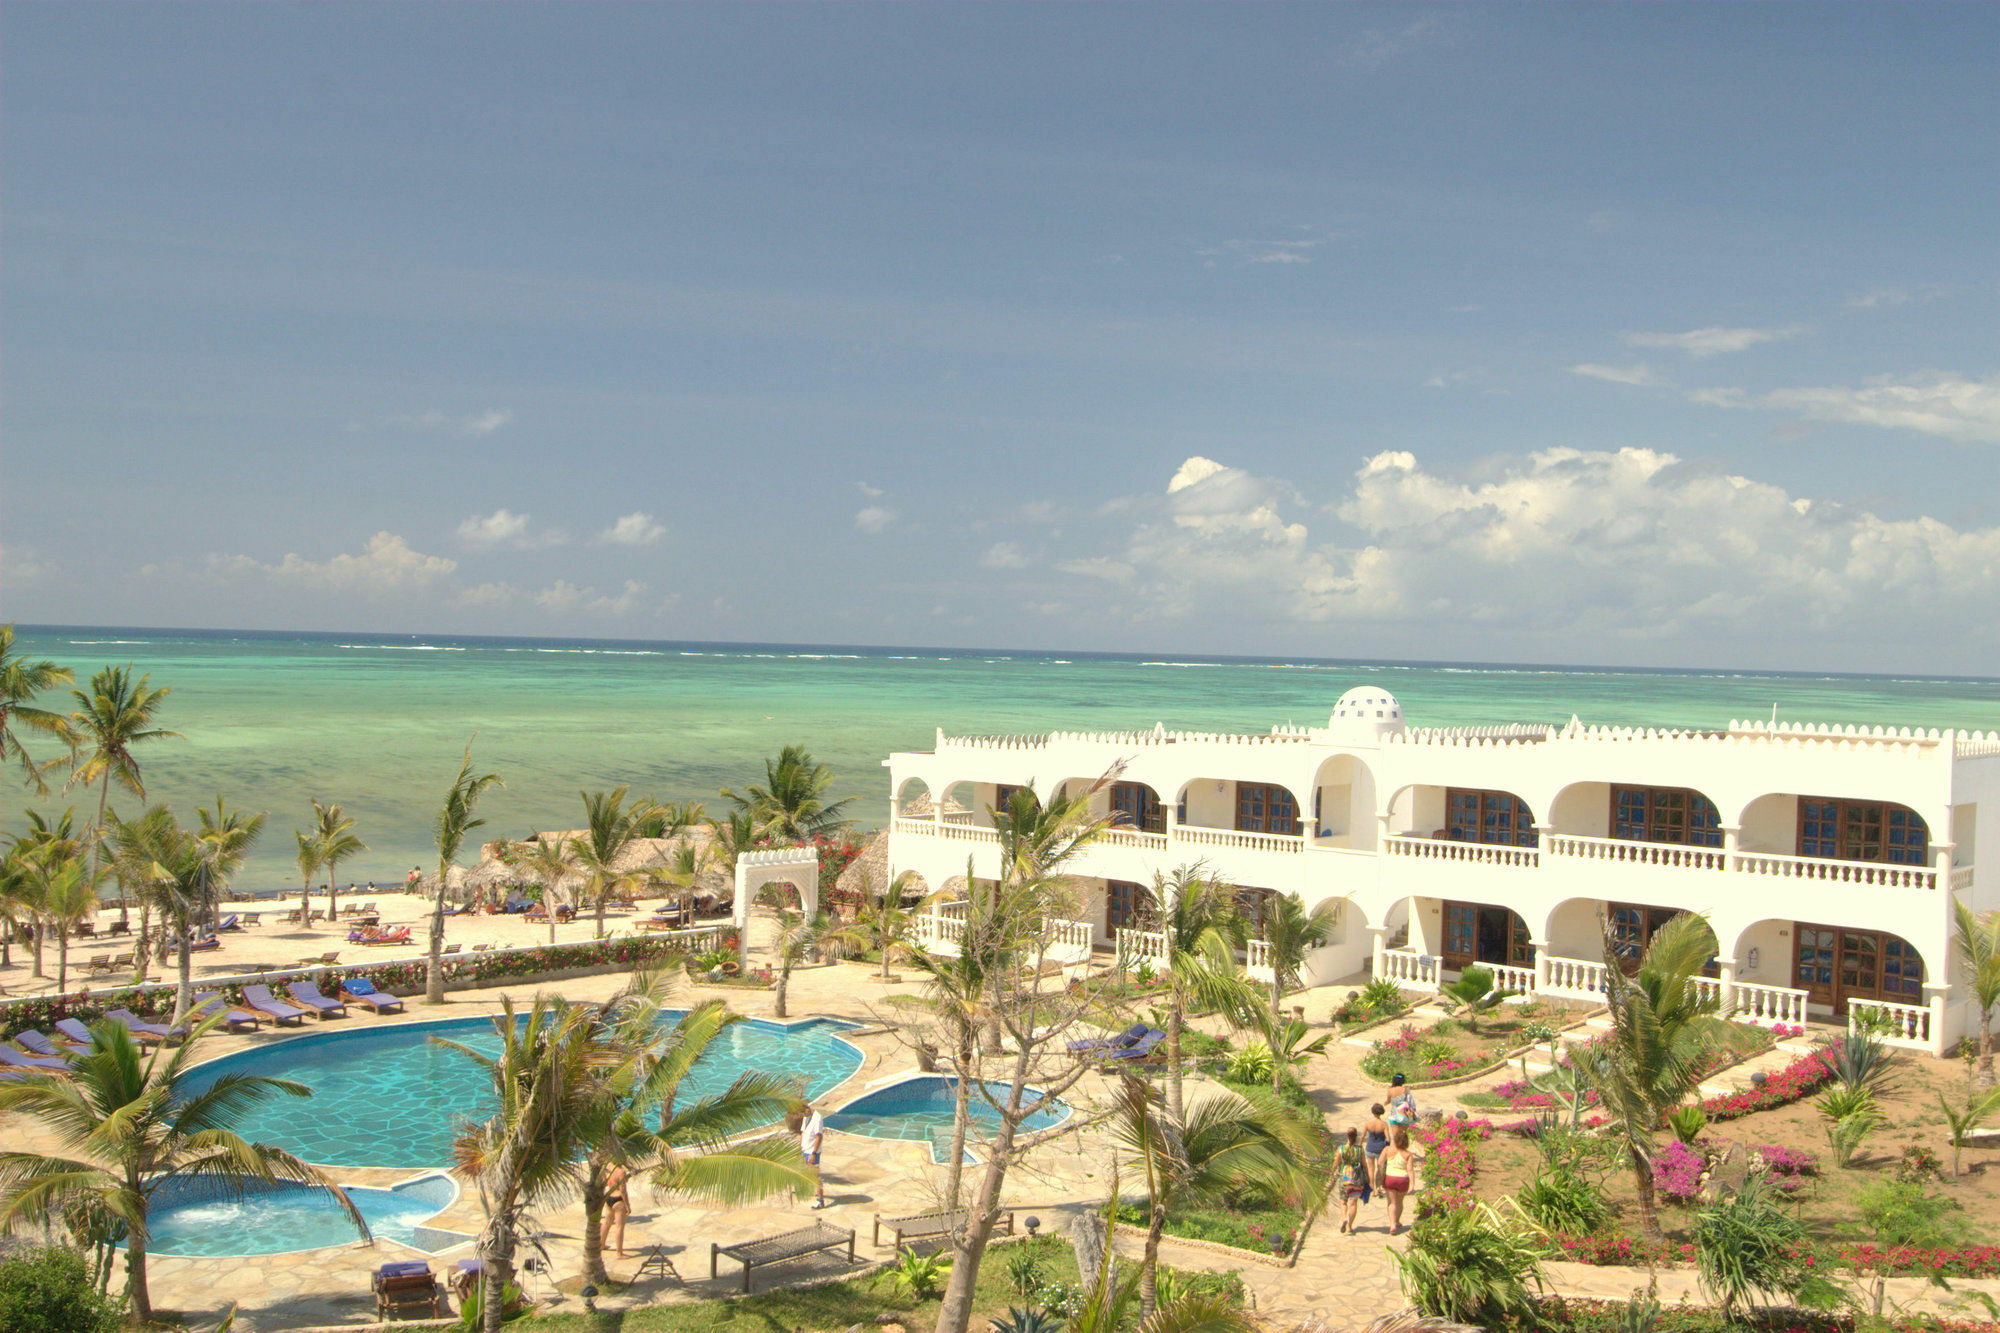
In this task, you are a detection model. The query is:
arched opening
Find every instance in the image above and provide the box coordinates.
[1109,781,1164,834]
[1787,923,1927,1014]
[894,777,933,820]
[1548,781,1722,847]
[1172,778,1302,837]
[1309,755,1377,849]
[1440,900,1533,969]
[1738,793,1931,865]
[936,781,977,825]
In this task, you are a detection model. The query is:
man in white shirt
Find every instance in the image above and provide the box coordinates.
[800,1105,826,1209]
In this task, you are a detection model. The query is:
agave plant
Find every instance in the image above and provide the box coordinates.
[1390,1201,1547,1326]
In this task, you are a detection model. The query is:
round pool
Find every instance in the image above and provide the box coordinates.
[826,1076,1070,1163]
[179,1013,863,1169]
[143,1173,458,1258]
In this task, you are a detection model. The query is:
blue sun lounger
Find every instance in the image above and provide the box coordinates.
[240,985,310,1027]
[107,1008,184,1044]
[1068,1022,1150,1055]
[16,1029,88,1058]
[1103,1029,1167,1062]
[338,976,405,1014]
[191,992,263,1033]
[286,980,348,1019]
[0,1044,70,1070]
[53,1018,97,1047]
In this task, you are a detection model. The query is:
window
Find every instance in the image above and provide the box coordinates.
[1446,789,1538,847]
[1609,904,1713,973]
[1235,887,1278,935]
[1110,783,1164,835]
[1443,902,1478,964]
[1106,880,1151,933]
[1793,923,1926,1012]
[1235,784,1300,836]
[992,785,1038,819]
[1611,787,1722,848]
[1798,799,1929,866]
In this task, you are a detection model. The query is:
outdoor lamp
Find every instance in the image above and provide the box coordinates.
[1025,1217,1041,1238]
[581,1284,598,1313]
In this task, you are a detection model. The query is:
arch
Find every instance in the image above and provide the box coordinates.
[1546,779,1723,847]
[1734,792,1931,864]
[1172,777,1302,835]
[733,846,821,957]
[1730,917,1932,1014]
[1309,754,1379,848]
[894,777,933,819]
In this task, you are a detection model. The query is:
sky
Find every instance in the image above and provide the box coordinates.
[3,4,1996,673]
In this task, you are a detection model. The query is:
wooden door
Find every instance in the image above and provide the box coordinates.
[1442,902,1478,968]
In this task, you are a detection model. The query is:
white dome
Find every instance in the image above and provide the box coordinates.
[1328,687,1406,741]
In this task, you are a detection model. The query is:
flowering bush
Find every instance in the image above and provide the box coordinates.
[1410,1117,1490,1220]
[1530,1293,1993,1331]
[1360,1024,1482,1082]
[1652,1140,1706,1203]
[1755,1144,1819,1177]
[1546,1233,1694,1266]
[1838,1245,2000,1279]
[1699,1050,1838,1122]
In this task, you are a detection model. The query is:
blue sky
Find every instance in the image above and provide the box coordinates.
[4,5,1995,672]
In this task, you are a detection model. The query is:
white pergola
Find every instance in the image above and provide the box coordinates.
[732,846,819,965]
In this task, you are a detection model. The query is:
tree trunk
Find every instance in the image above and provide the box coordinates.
[1630,1145,1662,1240]
[134,904,150,981]
[426,881,448,1004]
[302,877,312,924]
[596,888,608,940]
[1977,1012,1994,1090]
[326,867,338,924]
[57,931,68,992]
[1140,1207,1167,1321]
[95,779,126,927]
[123,1216,151,1327]
[31,920,44,978]
[174,931,193,1027]
[580,1157,610,1285]
[774,969,789,1019]
[481,1230,512,1333]
[944,1025,975,1211]
[1165,1003,1185,1121]
[932,1097,1025,1333]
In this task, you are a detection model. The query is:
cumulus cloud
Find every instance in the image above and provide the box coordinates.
[1754,372,2000,444]
[1623,325,1804,358]
[1018,500,1058,524]
[597,512,665,546]
[529,578,647,616]
[1040,451,1999,651]
[854,505,897,534]
[979,542,1030,570]
[0,545,57,586]
[382,408,515,437]
[456,509,567,549]
[1569,363,1671,387]
[1847,286,1945,309]
[205,532,459,595]
[856,481,884,498]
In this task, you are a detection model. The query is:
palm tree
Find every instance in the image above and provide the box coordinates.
[575,975,814,1284]
[1111,1072,1313,1319]
[63,665,180,925]
[436,996,612,1333]
[500,836,577,945]
[705,808,760,878]
[724,746,854,843]
[116,802,264,1024]
[1245,1009,1333,1095]
[20,848,103,992]
[1060,1202,1261,1333]
[0,847,36,969]
[849,869,937,981]
[309,800,366,922]
[571,787,659,940]
[1260,891,1343,1022]
[427,744,503,1004]
[0,625,73,794]
[1594,910,1727,1240]
[294,826,324,924]
[1149,865,1257,1120]
[9,808,85,977]
[0,1020,362,1325]
[765,894,865,1019]
[1953,900,2000,1089]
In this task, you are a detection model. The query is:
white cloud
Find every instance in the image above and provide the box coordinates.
[456,509,567,549]
[383,408,515,437]
[1344,15,1447,69]
[1756,372,2000,444]
[979,542,1030,570]
[854,506,897,534]
[1847,286,1945,310]
[856,482,884,498]
[1041,452,1999,651]
[1018,500,1057,524]
[210,532,459,596]
[1569,363,1671,387]
[531,578,647,616]
[0,545,57,586]
[1623,325,1804,358]
[597,512,666,546]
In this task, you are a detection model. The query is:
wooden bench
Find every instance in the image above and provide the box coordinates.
[873,1208,1013,1251]
[710,1222,856,1293]
[372,1265,442,1320]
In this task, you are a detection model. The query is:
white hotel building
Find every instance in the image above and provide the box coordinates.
[882,689,2000,1056]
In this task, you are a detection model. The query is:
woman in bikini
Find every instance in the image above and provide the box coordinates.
[1380,1125,1418,1236]
[1332,1127,1368,1234]
[601,1163,632,1260]
[1362,1103,1391,1194]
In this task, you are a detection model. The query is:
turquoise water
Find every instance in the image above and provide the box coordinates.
[828,1075,1070,1164]
[12,627,2000,891]
[178,1013,863,1170]
[143,1173,456,1258]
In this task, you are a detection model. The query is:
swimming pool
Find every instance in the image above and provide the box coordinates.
[179,1013,863,1169]
[826,1076,1071,1163]
[144,1173,458,1258]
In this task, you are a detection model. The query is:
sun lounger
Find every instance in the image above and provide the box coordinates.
[109,952,135,971]
[339,977,405,1014]
[16,1029,88,1058]
[873,1208,1012,1251]
[711,1221,857,1293]
[1102,1029,1167,1062]
[372,1261,442,1320]
[286,980,348,1019]
[0,1044,71,1070]
[189,992,262,1032]
[106,919,130,936]
[242,912,262,927]
[54,1018,97,1047]
[214,913,241,931]
[360,926,410,946]
[441,942,462,955]
[239,985,309,1027]
[85,954,115,976]
[1068,1022,1150,1055]
[188,933,221,952]
[106,1009,182,1044]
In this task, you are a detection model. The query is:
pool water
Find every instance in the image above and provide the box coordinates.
[145,1173,457,1258]
[178,1013,862,1169]
[826,1076,1071,1163]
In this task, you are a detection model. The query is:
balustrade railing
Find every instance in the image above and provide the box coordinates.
[1169,825,1305,855]
[1382,835,1539,870]
[1097,827,1169,850]
[1116,927,1170,971]
[1044,917,1094,962]
[1545,834,1724,871]
[1486,962,1537,998]
[1951,864,1975,892]
[1542,955,1610,999]
[1733,849,1935,891]
[1732,980,1810,1027]
[1848,997,1936,1051]
[1378,948,1439,993]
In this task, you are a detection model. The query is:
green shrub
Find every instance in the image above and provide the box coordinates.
[1225,1040,1277,1085]
[0,1248,121,1333]
[1180,1028,1230,1059]
[1854,1178,1973,1249]
[1361,977,1404,1014]
[1693,1181,1842,1320]
[1514,1167,1609,1236]
[1666,1105,1708,1145]
[1390,1201,1546,1326]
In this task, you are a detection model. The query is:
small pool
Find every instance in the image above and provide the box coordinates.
[826,1076,1071,1163]
[144,1173,457,1258]
[179,1013,863,1169]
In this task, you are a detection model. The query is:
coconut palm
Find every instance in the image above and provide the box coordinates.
[308,800,366,922]
[724,745,854,843]
[1245,1009,1333,1094]
[575,976,814,1284]
[116,801,264,1024]
[0,1019,362,1325]
[1148,865,1257,1120]
[435,996,614,1333]
[849,869,939,981]
[1260,891,1343,1022]
[0,625,73,794]
[1953,899,2000,1089]
[765,894,865,1019]
[0,847,36,969]
[1110,1072,1313,1319]
[500,835,577,945]
[426,744,503,1004]
[293,827,324,924]
[705,808,760,878]
[63,666,180,925]
[571,786,659,940]
[9,808,86,977]
[18,847,104,992]
[1593,910,1728,1240]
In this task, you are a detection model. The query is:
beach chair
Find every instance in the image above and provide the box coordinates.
[362,927,410,947]
[1102,1028,1167,1063]
[106,1009,182,1045]
[471,943,492,953]
[339,976,405,1014]
[15,1029,88,1058]
[0,1045,71,1071]
[54,1018,98,1047]
[109,952,135,971]
[214,913,241,932]
[242,912,262,927]
[239,985,309,1027]
[190,992,262,1033]
[106,919,130,937]
[75,919,96,938]
[85,954,115,976]
[1068,1022,1150,1056]
[318,951,341,965]
[286,980,348,1019]
[442,942,462,955]
[372,1261,442,1320]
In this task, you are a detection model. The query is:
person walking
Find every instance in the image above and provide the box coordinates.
[600,1162,632,1259]
[800,1102,827,1209]
[1380,1125,1419,1236]
[1387,1072,1418,1126]
[1333,1127,1368,1234]
[1362,1103,1391,1193]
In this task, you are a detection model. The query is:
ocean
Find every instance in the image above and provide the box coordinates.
[12,626,2000,894]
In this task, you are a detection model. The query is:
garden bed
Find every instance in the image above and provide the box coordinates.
[1358,1009,1595,1085]
[1461,1021,1785,1112]
[1527,1295,1995,1332]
